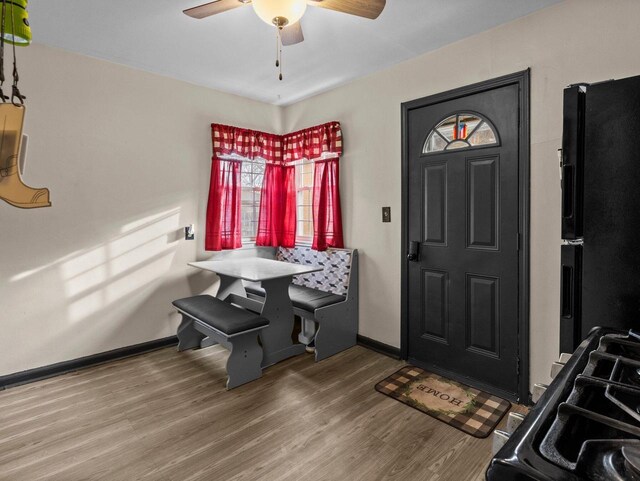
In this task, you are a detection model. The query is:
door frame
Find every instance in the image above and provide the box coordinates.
[400,70,531,403]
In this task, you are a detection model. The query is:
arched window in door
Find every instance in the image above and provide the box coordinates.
[423,113,498,153]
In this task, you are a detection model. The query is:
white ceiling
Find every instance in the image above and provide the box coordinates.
[29,0,562,106]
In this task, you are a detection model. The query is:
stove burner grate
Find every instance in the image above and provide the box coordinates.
[538,332,640,478]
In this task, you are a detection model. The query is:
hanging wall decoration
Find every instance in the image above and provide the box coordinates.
[0,0,51,209]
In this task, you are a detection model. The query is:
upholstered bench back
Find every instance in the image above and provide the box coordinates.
[276,247,353,296]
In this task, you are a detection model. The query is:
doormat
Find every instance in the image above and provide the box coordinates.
[375,366,511,438]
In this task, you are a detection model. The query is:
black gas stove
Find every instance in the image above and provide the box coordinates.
[486,327,640,481]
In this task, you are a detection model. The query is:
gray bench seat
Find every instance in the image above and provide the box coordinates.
[244,284,346,312]
[173,295,268,335]
[172,295,268,389]
[242,247,358,363]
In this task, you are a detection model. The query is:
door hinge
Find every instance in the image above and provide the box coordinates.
[516,356,521,376]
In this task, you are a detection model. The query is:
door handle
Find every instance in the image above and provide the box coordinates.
[407,241,419,261]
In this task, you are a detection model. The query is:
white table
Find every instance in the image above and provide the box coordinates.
[189,258,322,366]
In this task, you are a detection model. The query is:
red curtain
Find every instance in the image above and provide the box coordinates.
[281,165,297,247]
[312,158,344,251]
[255,164,297,248]
[206,124,283,251]
[206,122,343,251]
[205,158,242,251]
[256,163,283,247]
[283,121,343,251]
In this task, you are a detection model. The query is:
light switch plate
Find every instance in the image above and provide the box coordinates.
[382,207,391,223]
[185,224,195,240]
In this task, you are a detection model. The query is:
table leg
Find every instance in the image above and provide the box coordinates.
[216,274,247,301]
[260,276,306,367]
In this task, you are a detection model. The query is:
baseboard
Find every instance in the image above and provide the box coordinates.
[357,335,401,359]
[0,336,178,391]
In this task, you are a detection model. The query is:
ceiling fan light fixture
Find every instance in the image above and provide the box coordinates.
[252,0,307,27]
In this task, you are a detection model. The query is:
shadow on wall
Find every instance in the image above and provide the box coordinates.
[11,208,182,320]
[3,207,217,370]
[2,201,288,375]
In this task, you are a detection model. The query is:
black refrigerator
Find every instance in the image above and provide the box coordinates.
[560,74,640,353]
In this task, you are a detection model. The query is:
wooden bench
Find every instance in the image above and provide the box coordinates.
[244,247,358,362]
[172,295,269,389]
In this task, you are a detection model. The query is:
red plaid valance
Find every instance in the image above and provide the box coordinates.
[211,121,342,165]
[283,121,343,163]
[212,124,283,163]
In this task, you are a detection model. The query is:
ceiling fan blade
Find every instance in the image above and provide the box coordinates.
[183,0,248,19]
[307,0,385,19]
[281,22,304,46]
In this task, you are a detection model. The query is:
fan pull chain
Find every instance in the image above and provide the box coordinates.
[275,27,283,81]
[275,28,279,68]
[279,38,283,81]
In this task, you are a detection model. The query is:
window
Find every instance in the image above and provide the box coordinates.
[216,155,332,246]
[295,161,314,244]
[206,122,343,252]
[423,113,498,154]
[240,157,265,242]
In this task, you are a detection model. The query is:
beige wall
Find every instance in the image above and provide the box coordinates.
[0,44,279,376]
[282,0,640,388]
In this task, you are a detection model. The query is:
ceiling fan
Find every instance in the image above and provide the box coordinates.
[184,0,386,79]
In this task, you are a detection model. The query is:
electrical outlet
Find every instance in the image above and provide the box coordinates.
[382,207,391,223]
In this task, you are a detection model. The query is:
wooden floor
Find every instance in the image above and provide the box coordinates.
[0,345,522,481]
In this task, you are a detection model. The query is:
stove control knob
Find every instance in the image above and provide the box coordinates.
[532,383,549,404]
[492,430,511,456]
[506,412,526,434]
[559,352,572,363]
[551,362,566,379]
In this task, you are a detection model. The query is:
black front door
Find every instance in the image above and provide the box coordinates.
[406,83,521,397]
